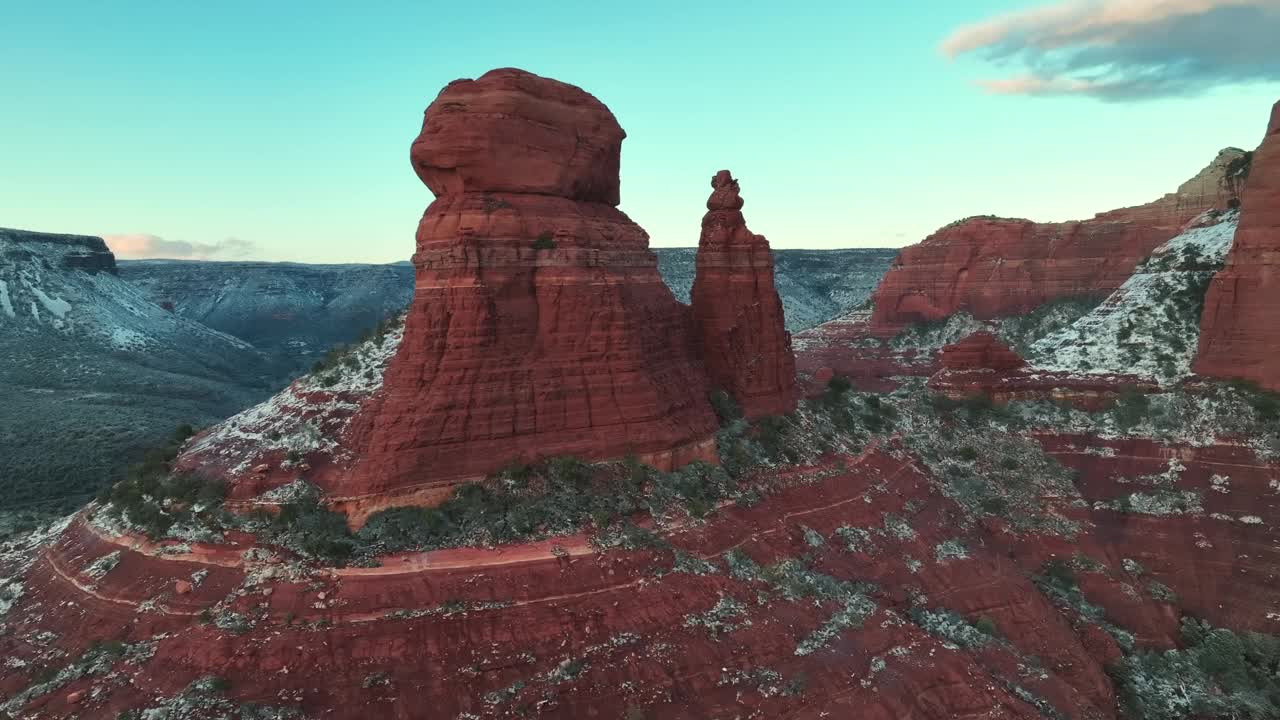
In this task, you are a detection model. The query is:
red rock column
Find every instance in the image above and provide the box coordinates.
[691,170,798,418]
[1195,101,1280,391]
[339,69,719,501]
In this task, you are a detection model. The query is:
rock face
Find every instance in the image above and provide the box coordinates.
[937,332,1025,372]
[340,69,719,501]
[869,149,1247,336]
[1195,101,1280,391]
[691,171,798,418]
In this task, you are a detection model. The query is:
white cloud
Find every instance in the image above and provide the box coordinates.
[942,0,1280,99]
[104,233,257,260]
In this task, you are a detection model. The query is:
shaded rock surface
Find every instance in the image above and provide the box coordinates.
[691,171,797,418]
[1196,100,1280,391]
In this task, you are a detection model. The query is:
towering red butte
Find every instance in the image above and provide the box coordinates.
[691,171,798,418]
[341,68,719,504]
[1195,100,1280,391]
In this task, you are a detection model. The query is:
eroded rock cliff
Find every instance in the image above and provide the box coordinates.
[340,69,720,503]
[1195,101,1280,391]
[868,149,1248,335]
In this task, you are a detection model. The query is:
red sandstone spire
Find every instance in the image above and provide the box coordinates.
[1194,99,1280,391]
[691,170,798,418]
[338,69,720,505]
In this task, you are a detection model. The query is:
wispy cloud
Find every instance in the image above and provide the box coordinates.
[104,233,257,260]
[942,0,1280,100]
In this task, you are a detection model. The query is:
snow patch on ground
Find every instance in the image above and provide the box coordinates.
[110,326,150,350]
[29,284,71,319]
[1027,212,1238,384]
[182,320,404,474]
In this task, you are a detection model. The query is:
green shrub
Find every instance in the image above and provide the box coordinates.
[532,232,556,250]
[709,390,743,423]
[1111,617,1280,720]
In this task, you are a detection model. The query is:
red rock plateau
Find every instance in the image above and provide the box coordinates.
[868,148,1247,336]
[691,170,798,418]
[1196,100,1280,391]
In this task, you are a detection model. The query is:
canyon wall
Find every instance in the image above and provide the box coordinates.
[1195,101,1280,391]
[868,149,1247,336]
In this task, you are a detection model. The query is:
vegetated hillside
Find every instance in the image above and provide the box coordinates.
[118,260,415,368]
[1029,210,1238,383]
[658,248,897,331]
[121,250,895,362]
[0,229,282,518]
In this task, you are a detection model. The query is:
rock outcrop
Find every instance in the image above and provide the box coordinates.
[691,171,798,418]
[937,332,1025,372]
[869,149,1248,336]
[339,69,720,502]
[1195,101,1280,391]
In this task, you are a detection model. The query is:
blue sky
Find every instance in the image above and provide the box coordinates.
[2,1,1277,263]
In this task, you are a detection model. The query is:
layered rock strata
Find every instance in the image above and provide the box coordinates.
[336,69,721,500]
[1195,101,1280,391]
[690,170,798,418]
[869,149,1248,336]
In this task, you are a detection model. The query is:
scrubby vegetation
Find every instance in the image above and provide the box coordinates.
[94,425,229,539]
[309,313,404,387]
[531,231,557,250]
[1111,618,1280,719]
[114,675,304,720]
[1034,558,1135,651]
[256,456,754,563]
[997,295,1107,354]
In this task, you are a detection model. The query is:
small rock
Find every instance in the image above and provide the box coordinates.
[67,691,84,704]
[252,463,271,475]
[174,580,193,595]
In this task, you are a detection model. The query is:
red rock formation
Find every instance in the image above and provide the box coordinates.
[691,170,798,418]
[869,149,1247,336]
[926,332,1154,409]
[938,332,1025,372]
[1195,101,1280,391]
[9,435,1279,719]
[340,68,719,501]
